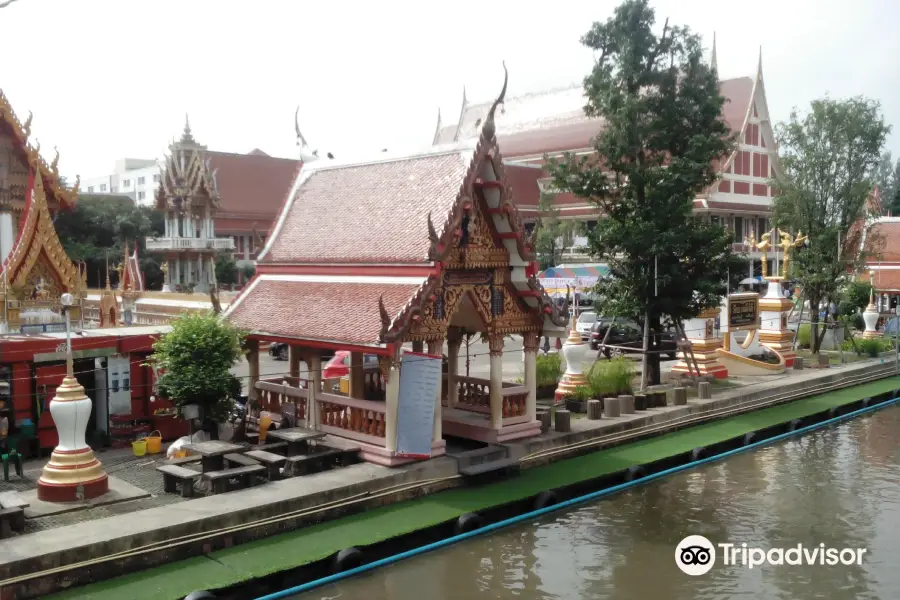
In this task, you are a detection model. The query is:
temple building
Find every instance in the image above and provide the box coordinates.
[860,193,900,318]
[0,86,175,454]
[433,42,781,277]
[145,118,299,292]
[226,69,569,465]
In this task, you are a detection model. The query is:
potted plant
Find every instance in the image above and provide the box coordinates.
[536,353,563,399]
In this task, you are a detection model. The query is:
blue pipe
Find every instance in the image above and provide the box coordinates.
[255,393,900,600]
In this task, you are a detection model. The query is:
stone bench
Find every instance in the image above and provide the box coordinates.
[165,454,202,466]
[250,440,288,454]
[0,491,28,537]
[244,449,288,480]
[282,447,353,477]
[156,464,202,498]
[224,453,260,468]
[202,464,266,494]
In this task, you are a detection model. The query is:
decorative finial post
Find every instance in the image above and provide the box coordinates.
[863,270,881,339]
[710,32,718,74]
[481,62,508,142]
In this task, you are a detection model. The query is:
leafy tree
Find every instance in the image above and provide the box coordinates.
[531,191,582,270]
[874,152,900,215]
[548,0,734,386]
[838,280,873,315]
[149,312,244,438]
[55,194,166,289]
[240,263,256,281]
[772,97,889,353]
[215,253,239,286]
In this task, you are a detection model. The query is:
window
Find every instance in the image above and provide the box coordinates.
[137,176,145,185]
[88,186,94,193]
[718,180,731,193]
[153,174,160,183]
[753,184,767,196]
[138,191,145,200]
[100,184,107,192]
[753,153,761,177]
[733,217,744,243]
[110,187,117,193]
[733,181,750,195]
[123,179,131,188]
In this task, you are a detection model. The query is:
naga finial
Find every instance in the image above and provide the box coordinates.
[294,106,307,147]
[482,61,508,141]
[378,295,391,334]
[427,212,439,244]
[51,147,59,175]
[22,110,32,140]
[72,174,80,195]
[33,138,40,155]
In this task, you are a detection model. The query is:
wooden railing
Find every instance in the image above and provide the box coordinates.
[317,391,387,447]
[364,369,386,401]
[255,376,309,420]
[501,385,528,418]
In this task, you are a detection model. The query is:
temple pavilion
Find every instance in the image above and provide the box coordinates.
[225,69,570,465]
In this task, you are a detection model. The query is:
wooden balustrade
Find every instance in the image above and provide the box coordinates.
[317,392,387,447]
[363,369,386,401]
[500,385,528,418]
[254,377,309,420]
[456,376,491,413]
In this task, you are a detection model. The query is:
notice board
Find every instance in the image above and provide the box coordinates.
[395,351,441,459]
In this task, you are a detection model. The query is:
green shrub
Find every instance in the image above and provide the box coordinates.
[567,386,593,402]
[842,337,895,357]
[586,356,635,398]
[536,353,563,388]
[796,323,811,348]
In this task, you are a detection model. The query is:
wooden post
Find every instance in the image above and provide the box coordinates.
[523,332,539,423]
[604,397,621,418]
[587,399,602,420]
[538,410,552,432]
[618,394,635,414]
[793,357,804,370]
[428,339,443,445]
[384,359,400,452]
[349,352,365,399]
[307,354,321,429]
[673,387,687,406]
[246,339,260,402]
[634,393,647,411]
[288,346,302,380]
[554,409,571,432]
[447,329,462,409]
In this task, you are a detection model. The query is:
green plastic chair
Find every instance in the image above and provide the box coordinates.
[1,435,23,481]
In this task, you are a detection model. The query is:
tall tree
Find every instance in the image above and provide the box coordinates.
[874,151,900,215]
[54,194,166,289]
[772,97,889,353]
[531,190,582,270]
[548,0,734,385]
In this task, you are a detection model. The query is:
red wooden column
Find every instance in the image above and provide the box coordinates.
[11,362,32,426]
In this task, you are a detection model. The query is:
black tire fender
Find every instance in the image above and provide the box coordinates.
[861,397,872,408]
[690,447,707,462]
[788,419,803,432]
[743,432,756,446]
[827,407,840,419]
[184,593,216,600]
[455,512,484,535]
[624,465,645,482]
[333,547,364,572]
[533,490,559,510]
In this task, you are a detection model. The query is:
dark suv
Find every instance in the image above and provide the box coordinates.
[589,319,678,359]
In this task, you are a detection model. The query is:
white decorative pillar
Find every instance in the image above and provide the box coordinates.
[758,279,797,366]
[863,274,881,339]
[488,333,504,430]
[307,354,321,429]
[384,353,400,452]
[555,316,589,401]
[427,339,443,443]
[523,331,538,421]
[671,308,728,378]
[37,296,108,501]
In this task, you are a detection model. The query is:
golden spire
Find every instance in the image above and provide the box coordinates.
[104,253,111,291]
[710,31,718,74]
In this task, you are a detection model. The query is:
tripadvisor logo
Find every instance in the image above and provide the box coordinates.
[675,536,867,575]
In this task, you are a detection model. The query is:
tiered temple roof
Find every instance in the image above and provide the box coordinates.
[226,67,569,348]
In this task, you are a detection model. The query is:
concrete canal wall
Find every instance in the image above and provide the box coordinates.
[2,359,898,600]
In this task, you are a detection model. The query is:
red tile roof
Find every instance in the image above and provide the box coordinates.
[208,151,300,220]
[860,269,900,292]
[865,220,900,262]
[226,277,425,345]
[261,149,471,264]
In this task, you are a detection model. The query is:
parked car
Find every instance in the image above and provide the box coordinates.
[269,342,289,360]
[589,319,678,359]
[322,351,381,380]
[575,311,598,340]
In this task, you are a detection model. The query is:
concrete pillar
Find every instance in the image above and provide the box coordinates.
[427,339,443,443]
[488,333,504,429]
[307,354,321,428]
[523,332,538,421]
[384,356,400,452]
[446,330,462,409]
[288,346,302,380]
[349,351,365,399]
[246,339,260,402]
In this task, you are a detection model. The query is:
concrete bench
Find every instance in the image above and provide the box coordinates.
[250,440,288,454]
[459,457,520,483]
[0,491,28,536]
[165,454,202,466]
[245,449,288,480]
[224,453,260,468]
[202,464,266,494]
[156,464,202,498]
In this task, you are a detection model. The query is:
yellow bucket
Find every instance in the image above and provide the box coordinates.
[258,414,272,443]
[146,431,162,454]
[132,439,147,456]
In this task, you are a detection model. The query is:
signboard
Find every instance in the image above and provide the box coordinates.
[728,295,760,330]
[20,323,67,334]
[395,351,441,459]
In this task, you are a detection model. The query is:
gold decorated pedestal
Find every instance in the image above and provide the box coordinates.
[37,375,108,502]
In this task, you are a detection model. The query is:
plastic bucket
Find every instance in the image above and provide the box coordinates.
[146,431,162,454]
[132,439,147,456]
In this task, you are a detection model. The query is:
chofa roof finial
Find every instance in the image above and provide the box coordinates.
[482,61,508,141]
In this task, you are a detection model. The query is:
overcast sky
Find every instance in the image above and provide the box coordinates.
[2,0,898,180]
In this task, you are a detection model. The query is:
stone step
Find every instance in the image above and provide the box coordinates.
[449,444,510,470]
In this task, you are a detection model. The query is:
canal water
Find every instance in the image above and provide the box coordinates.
[293,403,900,600]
